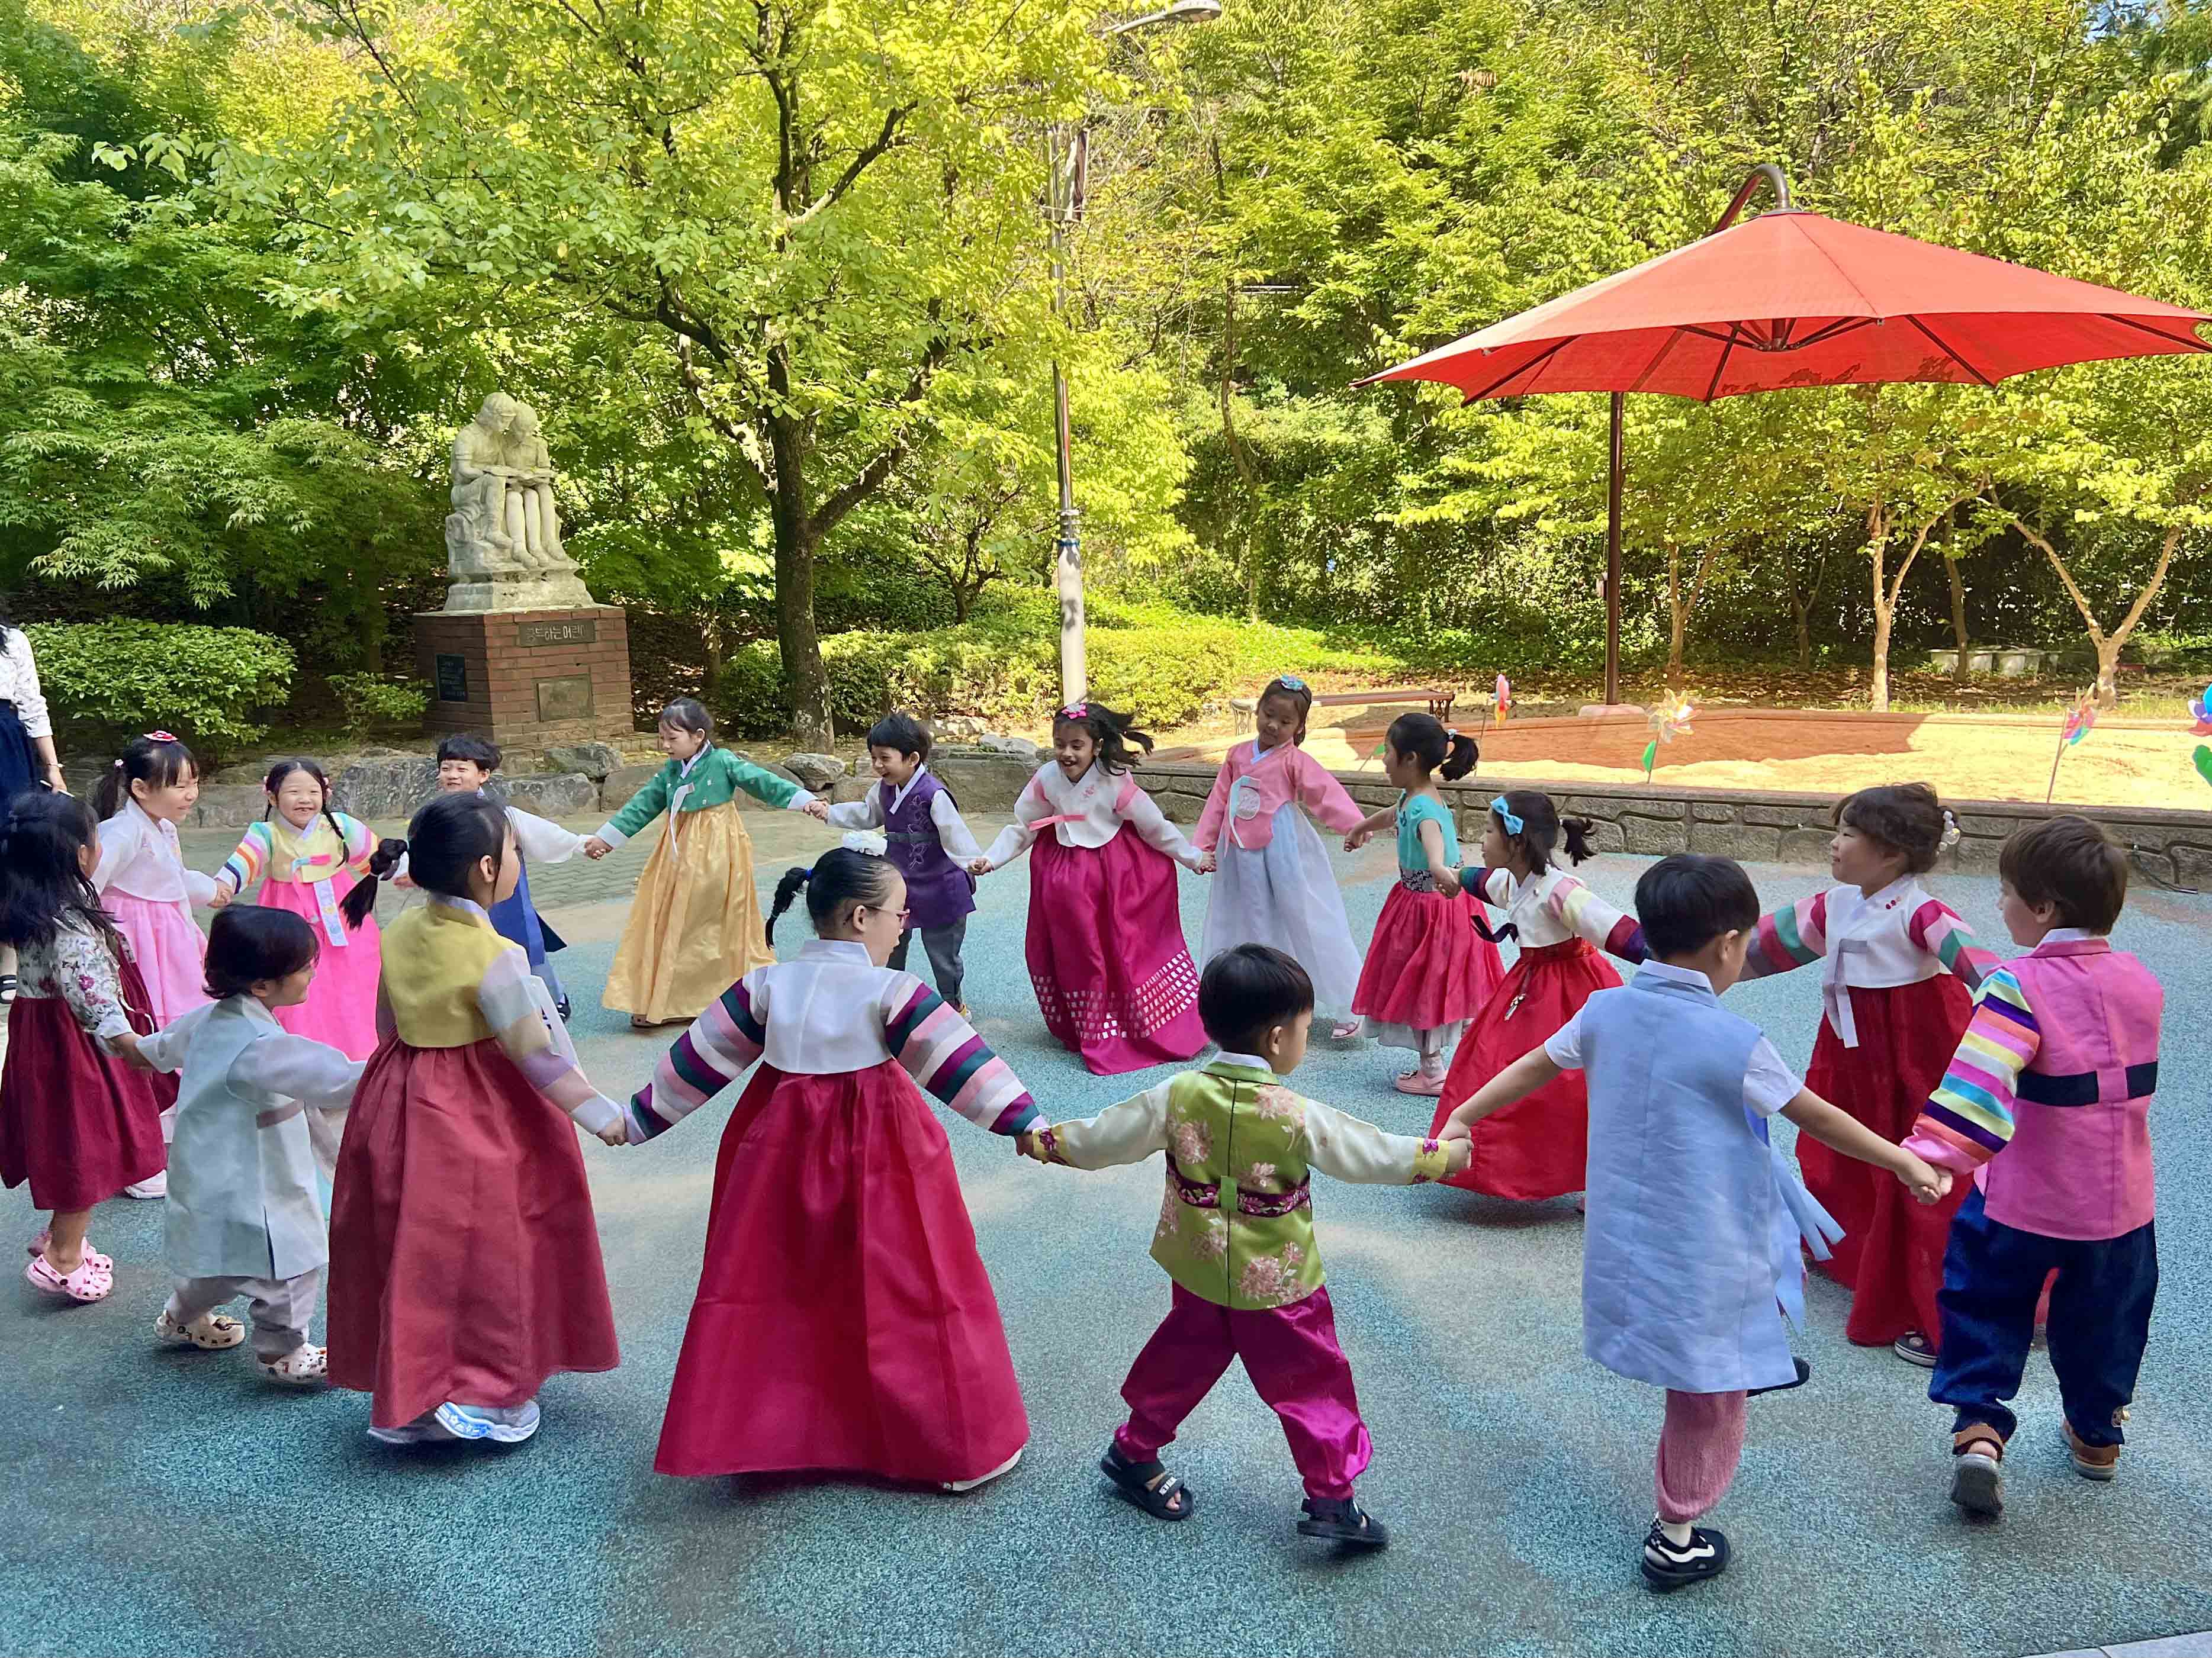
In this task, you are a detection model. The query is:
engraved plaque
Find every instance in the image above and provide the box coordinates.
[435,653,470,702]
[535,674,594,722]
[517,619,596,648]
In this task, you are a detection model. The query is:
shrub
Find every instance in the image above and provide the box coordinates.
[24,620,296,760]
[328,672,430,739]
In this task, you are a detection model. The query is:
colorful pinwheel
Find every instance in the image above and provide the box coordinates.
[2190,684,2212,735]
[1494,674,1512,725]
[2046,687,2099,803]
[1641,694,1695,783]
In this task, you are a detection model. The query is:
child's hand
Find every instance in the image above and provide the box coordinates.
[206,886,230,910]
[1014,1129,1039,1160]
[583,837,612,859]
[967,857,993,877]
[1435,1114,1471,1144]
[1893,1148,1950,1205]
[110,1031,150,1070]
[597,1118,629,1148]
[393,872,416,889]
[1444,1138,1471,1175]
[1343,826,1372,852]
[802,799,831,822]
[1195,851,1217,874]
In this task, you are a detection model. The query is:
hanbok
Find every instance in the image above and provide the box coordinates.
[1348,794,1500,1053]
[93,799,214,1026]
[216,813,384,1059]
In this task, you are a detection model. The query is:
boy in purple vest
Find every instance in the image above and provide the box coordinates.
[1906,815,2162,1517]
[825,712,982,1015]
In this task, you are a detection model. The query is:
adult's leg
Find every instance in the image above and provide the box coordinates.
[1233,1286,1372,1502]
[922,919,967,1007]
[1115,1284,1237,1465]
[2046,1222,2158,1449]
[1655,1389,1748,1524]
[1928,1190,2049,1445]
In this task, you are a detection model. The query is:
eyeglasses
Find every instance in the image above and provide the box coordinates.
[862,905,912,925]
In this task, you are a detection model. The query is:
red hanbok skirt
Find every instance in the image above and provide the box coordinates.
[0,958,171,1211]
[654,1060,1028,1485]
[326,1037,619,1428]
[1350,882,1502,1039]
[1801,975,1973,1350]
[1025,830,1204,1076]
[1432,938,1621,1199]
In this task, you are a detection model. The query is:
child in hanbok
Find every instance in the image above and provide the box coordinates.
[825,712,982,1015]
[327,793,627,1447]
[583,698,830,1028]
[1443,854,1947,1590]
[1740,783,1996,1367]
[124,907,362,1385]
[971,703,1207,1075]
[1020,944,1467,1546]
[0,792,168,1303]
[427,735,588,1020]
[1433,790,1647,1199]
[1344,713,1500,1095]
[627,848,1040,1489]
[1907,817,2162,1515]
[1193,677,1368,1040]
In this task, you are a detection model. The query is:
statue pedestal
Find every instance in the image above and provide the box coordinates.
[413,606,634,749]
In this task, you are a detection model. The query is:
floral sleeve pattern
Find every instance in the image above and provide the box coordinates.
[50,924,133,1041]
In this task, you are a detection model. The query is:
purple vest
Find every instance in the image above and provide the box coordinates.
[1985,938,2160,1240]
[882,772,975,932]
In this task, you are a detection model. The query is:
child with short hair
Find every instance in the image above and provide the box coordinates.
[1905,816,2160,1516]
[122,907,362,1385]
[1193,676,1369,1041]
[1442,854,1947,1591]
[824,711,982,1014]
[972,703,1208,1074]
[583,698,831,1028]
[1020,943,1470,1547]
[0,792,169,1300]
[431,733,588,1020]
[1343,712,1502,1094]
[1737,783,1997,1365]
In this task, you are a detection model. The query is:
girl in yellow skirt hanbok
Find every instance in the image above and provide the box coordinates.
[583,699,830,1027]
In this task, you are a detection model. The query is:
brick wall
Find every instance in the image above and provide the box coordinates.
[413,606,634,745]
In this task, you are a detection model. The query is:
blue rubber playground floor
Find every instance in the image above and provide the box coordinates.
[5,825,2208,1657]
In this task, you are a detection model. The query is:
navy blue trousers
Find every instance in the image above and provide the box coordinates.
[1929,1187,2156,1447]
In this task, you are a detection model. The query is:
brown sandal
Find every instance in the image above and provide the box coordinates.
[1949,1427,2005,1517]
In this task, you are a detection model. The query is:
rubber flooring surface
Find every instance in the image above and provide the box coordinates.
[4,842,2208,1656]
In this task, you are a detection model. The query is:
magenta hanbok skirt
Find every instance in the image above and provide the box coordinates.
[107,893,211,1026]
[256,874,384,1060]
[1025,830,1204,1075]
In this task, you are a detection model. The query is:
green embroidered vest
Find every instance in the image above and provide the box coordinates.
[1151,1060,1329,1311]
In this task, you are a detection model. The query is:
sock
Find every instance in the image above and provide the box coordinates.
[1660,1518,1695,1547]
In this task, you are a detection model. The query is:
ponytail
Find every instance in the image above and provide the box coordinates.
[1439,730,1478,782]
[1385,712,1478,782]
[767,865,812,945]
[1492,790,1594,877]
[769,848,898,944]
[339,839,409,930]
[1559,816,1598,867]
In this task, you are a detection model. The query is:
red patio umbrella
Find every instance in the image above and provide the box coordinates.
[1356,166,2212,701]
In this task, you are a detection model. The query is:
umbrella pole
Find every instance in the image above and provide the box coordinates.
[1605,391,1623,705]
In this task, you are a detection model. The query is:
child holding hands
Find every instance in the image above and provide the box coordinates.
[1442,854,1947,1591]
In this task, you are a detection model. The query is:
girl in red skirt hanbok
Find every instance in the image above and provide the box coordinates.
[0,792,169,1304]
[1739,783,1996,1367]
[1433,790,1648,1200]
[971,703,1208,1075]
[1345,713,1502,1096]
[324,793,628,1447]
[627,848,1043,1490]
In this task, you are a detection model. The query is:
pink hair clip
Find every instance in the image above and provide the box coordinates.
[1060,702,1088,720]
[143,729,178,743]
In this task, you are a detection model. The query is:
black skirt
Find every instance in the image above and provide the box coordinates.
[0,700,38,810]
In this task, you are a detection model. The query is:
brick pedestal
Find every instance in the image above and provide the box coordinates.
[413,606,634,746]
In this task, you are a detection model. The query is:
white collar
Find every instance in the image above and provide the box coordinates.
[796,938,874,965]
[1638,958,1718,994]
[1248,739,1289,768]
[228,994,284,1029]
[886,764,930,813]
[427,893,492,923]
[126,797,177,839]
[2041,926,2098,944]
[678,746,708,779]
[1212,1049,1278,1074]
[1850,874,1918,912]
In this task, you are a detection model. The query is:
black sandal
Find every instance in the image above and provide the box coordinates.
[1099,1445,1194,1521]
[1297,1496,1389,1548]
[1747,1356,1812,1398]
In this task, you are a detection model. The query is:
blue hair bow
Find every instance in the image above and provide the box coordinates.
[1490,796,1524,835]
[1276,675,1308,692]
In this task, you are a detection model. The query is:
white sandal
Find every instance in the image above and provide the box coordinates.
[259,1344,330,1387]
[155,1307,247,1351]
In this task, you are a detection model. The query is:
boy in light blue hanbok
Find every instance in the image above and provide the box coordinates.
[1442,854,1949,1592]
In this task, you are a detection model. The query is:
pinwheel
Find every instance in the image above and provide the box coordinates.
[2189,684,2212,736]
[1494,674,1512,725]
[1641,694,1695,783]
[2046,687,2099,803]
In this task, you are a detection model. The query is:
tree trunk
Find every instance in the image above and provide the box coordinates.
[1946,555,1970,684]
[1870,600,1893,713]
[1791,593,1812,671]
[762,358,832,743]
[2000,504,2190,712]
[1666,543,1687,684]
[2095,636,2123,707]
[702,610,725,687]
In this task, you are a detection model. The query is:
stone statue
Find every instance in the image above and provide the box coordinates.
[442,391,593,613]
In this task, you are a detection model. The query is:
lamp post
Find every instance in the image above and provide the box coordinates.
[1050,0,1223,705]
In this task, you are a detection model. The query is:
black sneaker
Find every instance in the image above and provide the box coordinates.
[555,997,573,1023]
[1747,1356,1812,1398]
[1641,1519,1730,1591]
[1893,1331,1939,1368]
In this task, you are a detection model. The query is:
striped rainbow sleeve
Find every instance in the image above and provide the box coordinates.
[1548,875,1647,962]
[1906,967,2039,1171]
[628,975,768,1141]
[885,980,1039,1136]
[1458,866,1512,906]
[1742,890,1828,979]
[217,822,272,894]
[1909,899,1999,993]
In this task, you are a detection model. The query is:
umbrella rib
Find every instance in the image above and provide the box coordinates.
[1631,327,1692,394]
[1787,317,1876,351]
[1701,322,1743,403]
[1463,337,1574,403]
[2097,312,2212,353]
[1906,315,1997,388]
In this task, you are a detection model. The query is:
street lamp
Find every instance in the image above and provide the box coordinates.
[1049,0,1222,706]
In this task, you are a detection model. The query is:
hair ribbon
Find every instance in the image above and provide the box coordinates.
[1276,675,1307,692]
[1490,796,1524,835]
[143,730,178,743]
[1060,702,1088,721]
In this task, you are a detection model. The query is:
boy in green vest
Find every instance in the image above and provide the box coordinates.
[1021,943,1468,1547]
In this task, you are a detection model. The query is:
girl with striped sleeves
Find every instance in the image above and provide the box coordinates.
[627,848,1042,1492]
[1737,784,1998,1367]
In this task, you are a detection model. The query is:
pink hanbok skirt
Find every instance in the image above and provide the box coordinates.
[257,875,384,1060]
[1025,830,1205,1076]
[106,893,210,1026]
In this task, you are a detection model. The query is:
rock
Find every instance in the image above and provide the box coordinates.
[500,773,599,818]
[355,746,415,759]
[540,742,623,781]
[783,751,847,790]
[189,785,275,828]
[933,714,987,739]
[332,757,440,820]
[975,734,1040,761]
[211,761,274,786]
[599,763,664,816]
[830,777,872,804]
[727,756,808,811]
[931,754,1040,813]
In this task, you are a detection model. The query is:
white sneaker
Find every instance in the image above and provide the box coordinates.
[367,1409,454,1447]
[124,1171,168,1199]
[941,1446,1023,1493]
[433,1400,542,1444]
